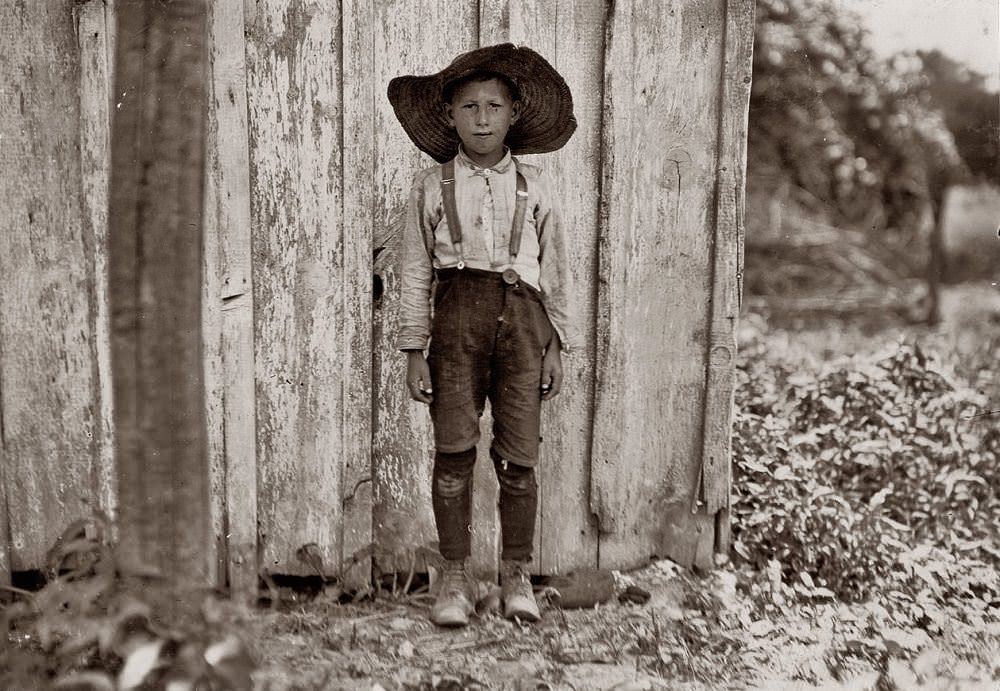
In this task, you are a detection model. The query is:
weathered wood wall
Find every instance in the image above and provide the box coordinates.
[0,0,753,586]
[244,0,372,583]
[0,0,115,578]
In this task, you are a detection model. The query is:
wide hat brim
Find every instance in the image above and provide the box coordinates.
[387,43,576,163]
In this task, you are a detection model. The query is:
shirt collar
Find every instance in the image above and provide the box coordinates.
[455,145,513,175]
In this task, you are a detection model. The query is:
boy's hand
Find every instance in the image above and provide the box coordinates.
[405,351,433,404]
[540,343,563,401]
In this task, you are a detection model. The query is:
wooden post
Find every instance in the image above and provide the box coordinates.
[699,0,756,559]
[108,0,213,584]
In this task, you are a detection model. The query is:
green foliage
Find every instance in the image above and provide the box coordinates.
[749,0,967,229]
[918,49,1000,183]
[732,315,999,608]
[0,516,255,689]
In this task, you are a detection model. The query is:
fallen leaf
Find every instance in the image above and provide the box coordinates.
[118,640,164,690]
[398,639,415,658]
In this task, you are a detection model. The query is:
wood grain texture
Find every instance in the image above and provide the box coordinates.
[108,0,213,582]
[699,0,755,530]
[246,0,351,575]
[223,298,258,596]
[339,0,375,589]
[0,0,101,570]
[205,0,258,594]
[591,0,726,570]
[536,0,605,576]
[77,0,116,525]
[203,177,227,584]
[371,0,478,574]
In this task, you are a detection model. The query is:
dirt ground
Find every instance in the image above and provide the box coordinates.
[244,556,998,690]
[241,283,1000,691]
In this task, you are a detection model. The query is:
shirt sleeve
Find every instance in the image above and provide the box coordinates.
[535,170,585,354]
[396,172,435,351]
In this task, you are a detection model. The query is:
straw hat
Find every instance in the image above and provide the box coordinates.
[387,43,576,163]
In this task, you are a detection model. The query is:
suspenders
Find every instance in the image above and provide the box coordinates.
[439,158,529,281]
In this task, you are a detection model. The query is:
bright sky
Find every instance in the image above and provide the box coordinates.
[839,0,999,88]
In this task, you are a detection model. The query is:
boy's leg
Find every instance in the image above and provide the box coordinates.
[431,447,476,560]
[425,270,503,626]
[490,447,537,561]
[430,447,477,628]
[489,285,552,622]
[427,270,499,558]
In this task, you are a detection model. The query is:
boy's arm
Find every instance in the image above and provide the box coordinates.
[535,170,584,353]
[397,173,434,352]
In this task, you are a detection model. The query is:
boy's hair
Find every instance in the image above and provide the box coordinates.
[442,69,521,104]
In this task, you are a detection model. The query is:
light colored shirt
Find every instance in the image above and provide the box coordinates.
[397,146,582,353]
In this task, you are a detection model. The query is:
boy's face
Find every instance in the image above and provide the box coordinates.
[444,78,520,167]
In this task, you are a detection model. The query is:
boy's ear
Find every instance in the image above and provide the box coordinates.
[510,100,521,124]
[443,102,455,127]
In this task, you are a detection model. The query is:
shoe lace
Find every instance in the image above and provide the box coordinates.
[505,562,532,597]
[441,562,469,597]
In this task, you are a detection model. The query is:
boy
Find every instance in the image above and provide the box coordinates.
[388,44,582,627]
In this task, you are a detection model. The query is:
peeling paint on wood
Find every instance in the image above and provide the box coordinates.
[77,0,116,527]
[535,0,605,577]
[341,0,375,589]
[699,0,755,534]
[223,298,258,596]
[205,0,258,594]
[246,0,350,576]
[591,0,727,570]
[0,0,101,570]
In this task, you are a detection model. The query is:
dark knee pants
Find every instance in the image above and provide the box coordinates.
[427,268,552,561]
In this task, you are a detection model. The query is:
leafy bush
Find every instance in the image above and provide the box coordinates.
[0,516,254,689]
[749,0,967,230]
[732,315,999,605]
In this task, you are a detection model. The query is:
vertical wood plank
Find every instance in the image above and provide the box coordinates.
[109,0,213,583]
[371,0,478,575]
[78,0,116,527]
[699,0,755,541]
[537,0,604,576]
[223,298,258,596]
[246,0,348,575]
[0,0,101,570]
[202,187,227,584]
[202,0,227,585]
[591,0,727,571]
[341,0,376,589]
[341,0,376,587]
[205,0,258,595]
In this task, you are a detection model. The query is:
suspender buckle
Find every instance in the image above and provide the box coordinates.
[456,260,465,270]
